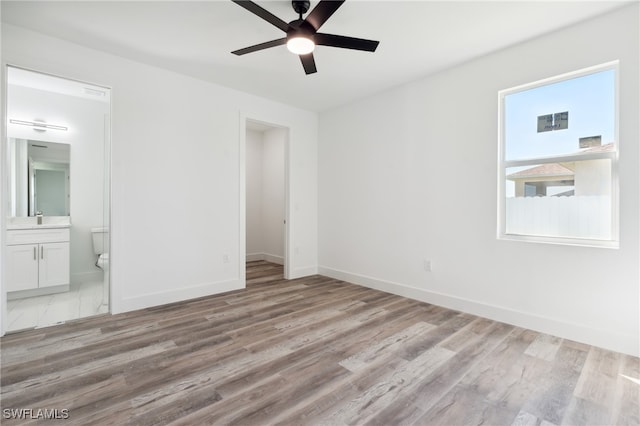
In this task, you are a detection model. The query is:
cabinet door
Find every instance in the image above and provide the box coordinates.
[6,244,39,292]
[39,242,70,288]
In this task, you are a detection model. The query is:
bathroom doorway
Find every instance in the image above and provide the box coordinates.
[2,66,111,333]
[244,118,289,282]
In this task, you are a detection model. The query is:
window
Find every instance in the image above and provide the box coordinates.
[498,63,618,247]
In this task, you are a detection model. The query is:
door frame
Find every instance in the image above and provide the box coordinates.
[239,112,291,283]
[1,64,112,335]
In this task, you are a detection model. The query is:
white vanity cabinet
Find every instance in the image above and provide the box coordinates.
[6,228,70,292]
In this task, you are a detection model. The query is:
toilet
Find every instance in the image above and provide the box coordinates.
[91,227,109,270]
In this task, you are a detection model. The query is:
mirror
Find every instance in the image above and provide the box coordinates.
[9,138,70,217]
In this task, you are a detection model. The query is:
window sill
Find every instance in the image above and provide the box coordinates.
[498,233,619,249]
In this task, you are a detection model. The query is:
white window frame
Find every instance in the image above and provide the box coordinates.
[497,61,619,248]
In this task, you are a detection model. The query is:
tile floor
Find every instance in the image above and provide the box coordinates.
[6,280,108,332]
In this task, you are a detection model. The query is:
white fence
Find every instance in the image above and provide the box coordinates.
[505,195,611,240]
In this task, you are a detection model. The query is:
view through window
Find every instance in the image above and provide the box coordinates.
[498,63,618,246]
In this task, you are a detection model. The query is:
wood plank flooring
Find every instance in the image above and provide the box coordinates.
[1,261,638,425]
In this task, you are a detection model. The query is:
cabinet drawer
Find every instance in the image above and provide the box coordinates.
[7,228,70,245]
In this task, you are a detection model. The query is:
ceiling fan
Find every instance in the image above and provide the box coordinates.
[231,0,379,75]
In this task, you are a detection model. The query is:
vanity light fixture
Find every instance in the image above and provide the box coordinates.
[9,119,68,131]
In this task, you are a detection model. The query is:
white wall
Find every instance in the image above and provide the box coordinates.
[1,24,318,319]
[7,84,108,284]
[318,4,639,356]
[246,128,286,264]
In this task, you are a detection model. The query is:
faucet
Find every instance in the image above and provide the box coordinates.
[36,211,43,225]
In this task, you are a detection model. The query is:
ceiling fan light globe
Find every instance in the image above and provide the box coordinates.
[287,37,315,55]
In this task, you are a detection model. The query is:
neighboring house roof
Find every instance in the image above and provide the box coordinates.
[581,142,614,153]
[507,142,614,181]
[507,163,574,180]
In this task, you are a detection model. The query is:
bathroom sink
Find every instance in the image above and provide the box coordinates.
[7,217,71,230]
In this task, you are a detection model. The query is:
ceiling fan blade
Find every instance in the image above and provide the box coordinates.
[232,0,290,32]
[299,53,317,75]
[305,0,345,31]
[232,38,287,55]
[314,33,379,52]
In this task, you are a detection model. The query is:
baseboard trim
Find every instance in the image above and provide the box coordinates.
[263,253,284,265]
[246,252,284,265]
[246,253,264,262]
[116,279,243,313]
[318,266,638,357]
[290,265,318,279]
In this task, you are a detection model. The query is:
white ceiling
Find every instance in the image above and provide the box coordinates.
[1,1,630,112]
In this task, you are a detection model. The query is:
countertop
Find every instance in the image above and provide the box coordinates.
[7,223,71,230]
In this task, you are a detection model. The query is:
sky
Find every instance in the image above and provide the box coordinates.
[504,68,615,162]
[503,68,615,197]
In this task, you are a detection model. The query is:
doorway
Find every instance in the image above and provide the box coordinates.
[3,66,111,333]
[244,119,289,282]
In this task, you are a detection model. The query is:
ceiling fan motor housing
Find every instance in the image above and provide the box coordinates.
[287,19,315,41]
[292,0,311,15]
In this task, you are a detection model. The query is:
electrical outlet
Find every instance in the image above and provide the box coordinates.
[223,254,230,264]
[423,259,432,272]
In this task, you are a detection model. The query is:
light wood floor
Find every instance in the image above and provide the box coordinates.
[1,261,638,425]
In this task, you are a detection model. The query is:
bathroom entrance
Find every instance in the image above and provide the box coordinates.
[244,119,289,281]
[2,66,111,334]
